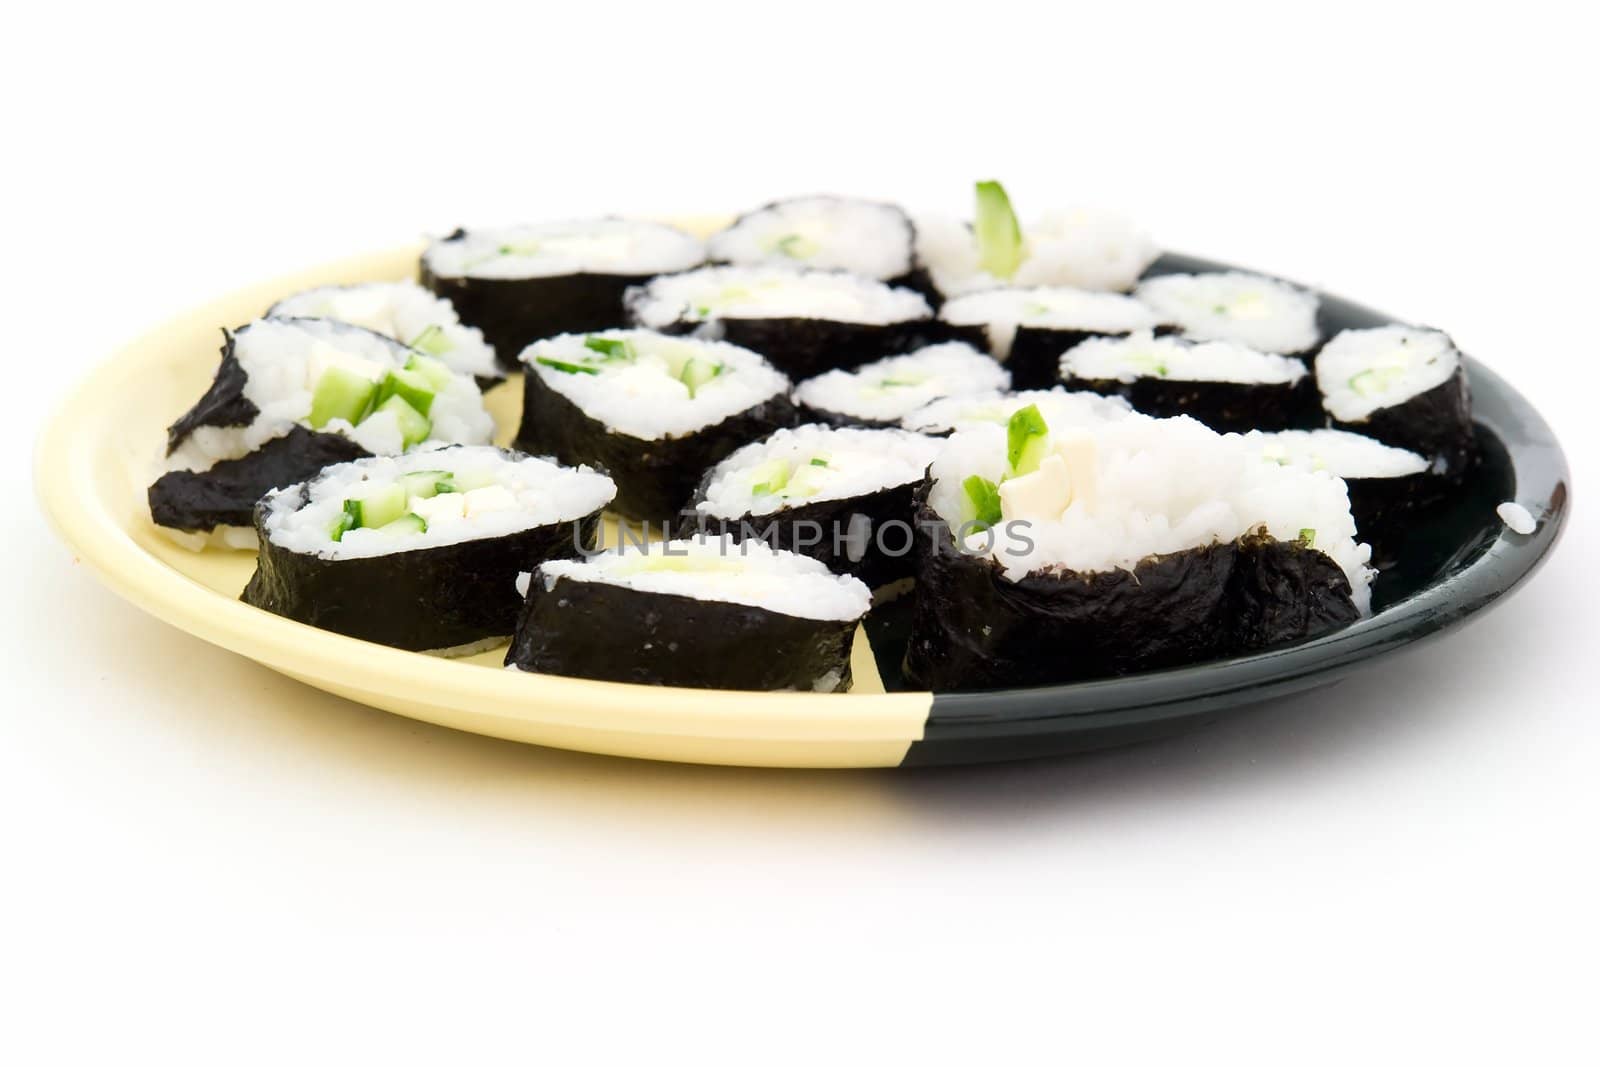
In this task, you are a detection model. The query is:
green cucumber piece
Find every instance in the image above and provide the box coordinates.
[404,353,454,392]
[748,458,792,497]
[308,367,378,429]
[373,394,432,448]
[345,482,408,531]
[1348,366,1404,397]
[974,180,1024,280]
[407,325,452,357]
[1298,527,1316,547]
[962,475,1003,531]
[377,513,428,536]
[330,506,356,542]
[773,233,818,259]
[583,335,636,362]
[809,456,830,468]
[679,357,722,397]
[375,368,437,417]
[400,470,453,499]
[536,356,601,376]
[1006,403,1050,474]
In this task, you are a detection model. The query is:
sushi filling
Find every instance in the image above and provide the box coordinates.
[900,388,1134,435]
[423,218,704,280]
[695,426,940,521]
[1135,271,1321,354]
[538,535,872,623]
[708,196,916,281]
[926,406,1372,610]
[792,343,1009,423]
[1248,429,1430,479]
[260,449,616,560]
[519,330,789,439]
[1061,331,1308,385]
[939,286,1160,360]
[166,318,494,474]
[625,265,932,329]
[1316,326,1461,422]
[267,281,499,381]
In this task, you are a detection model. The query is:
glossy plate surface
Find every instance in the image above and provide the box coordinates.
[35,243,1570,768]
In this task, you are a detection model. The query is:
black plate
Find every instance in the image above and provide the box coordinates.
[868,253,1570,766]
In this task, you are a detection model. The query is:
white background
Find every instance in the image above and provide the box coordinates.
[4,3,1595,1063]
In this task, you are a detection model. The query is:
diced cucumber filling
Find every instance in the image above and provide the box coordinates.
[1298,527,1316,547]
[974,179,1025,280]
[405,353,454,392]
[1348,366,1406,397]
[399,470,453,499]
[772,233,819,259]
[679,357,723,397]
[583,335,637,362]
[809,456,830,468]
[962,475,1003,531]
[1006,403,1050,474]
[378,513,428,536]
[308,367,378,429]
[536,356,601,375]
[347,482,408,530]
[407,325,452,358]
[749,458,792,497]
[376,368,437,417]
[453,468,498,492]
[373,394,432,448]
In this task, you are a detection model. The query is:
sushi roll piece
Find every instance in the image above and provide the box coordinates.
[1315,326,1473,478]
[707,195,931,296]
[682,425,941,592]
[903,406,1372,690]
[266,280,501,385]
[421,219,705,368]
[1059,331,1314,432]
[1247,429,1440,566]
[624,265,934,380]
[242,447,616,654]
[900,387,1134,436]
[150,318,495,548]
[1134,271,1321,356]
[791,342,1009,429]
[514,329,793,523]
[915,180,1159,298]
[938,285,1165,389]
[506,534,872,692]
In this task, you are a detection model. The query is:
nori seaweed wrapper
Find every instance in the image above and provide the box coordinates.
[1346,470,1449,569]
[679,475,924,590]
[1331,366,1473,480]
[241,494,604,652]
[422,232,667,370]
[514,368,796,523]
[1064,374,1319,433]
[901,490,1361,691]
[790,402,900,431]
[166,341,257,451]
[150,426,369,533]
[934,324,1182,391]
[653,318,934,381]
[505,573,858,691]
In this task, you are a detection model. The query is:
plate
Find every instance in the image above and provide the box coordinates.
[34,241,1570,768]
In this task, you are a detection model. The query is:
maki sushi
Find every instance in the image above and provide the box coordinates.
[1315,326,1473,478]
[707,195,930,295]
[623,265,934,380]
[242,447,616,654]
[916,180,1159,298]
[903,406,1372,690]
[682,425,941,592]
[151,318,495,549]
[266,280,501,385]
[791,342,1009,428]
[506,534,872,692]
[514,329,793,523]
[901,387,1134,436]
[421,219,705,368]
[1058,331,1314,432]
[1248,429,1439,566]
[1134,271,1321,356]
[938,285,1164,389]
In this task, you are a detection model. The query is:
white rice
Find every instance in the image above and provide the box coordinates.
[708,196,915,281]
[1316,326,1460,422]
[901,387,1134,435]
[267,281,499,380]
[1135,271,1321,354]
[916,208,1159,297]
[520,329,789,440]
[1061,331,1308,384]
[625,265,931,328]
[695,425,940,519]
[1246,429,1429,479]
[939,286,1160,359]
[792,343,1009,423]
[1496,501,1536,535]
[926,413,1373,611]
[539,534,872,623]
[423,218,705,280]
[261,447,616,560]
[166,318,494,473]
